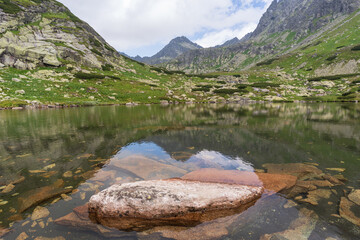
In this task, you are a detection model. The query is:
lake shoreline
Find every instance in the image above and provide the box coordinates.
[0,99,358,111]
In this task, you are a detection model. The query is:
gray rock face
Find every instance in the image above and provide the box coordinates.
[0,0,125,70]
[252,0,360,38]
[88,179,263,231]
[129,36,203,65]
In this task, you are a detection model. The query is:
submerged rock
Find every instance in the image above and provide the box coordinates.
[300,189,332,205]
[88,179,263,231]
[18,179,72,212]
[15,232,28,240]
[260,208,318,240]
[34,237,66,240]
[348,189,360,205]
[31,206,50,220]
[1,183,15,193]
[55,204,133,238]
[339,197,360,226]
[0,227,10,237]
[263,163,323,179]
[181,168,297,193]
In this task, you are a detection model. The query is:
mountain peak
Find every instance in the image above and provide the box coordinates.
[216,37,240,48]
[133,36,202,65]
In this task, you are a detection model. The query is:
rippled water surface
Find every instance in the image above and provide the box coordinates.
[0,103,359,239]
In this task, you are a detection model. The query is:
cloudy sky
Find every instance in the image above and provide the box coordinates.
[58,0,273,57]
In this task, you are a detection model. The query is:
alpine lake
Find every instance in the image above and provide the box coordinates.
[0,103,359,240]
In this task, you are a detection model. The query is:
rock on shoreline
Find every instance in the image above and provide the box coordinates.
[88,179,263,231]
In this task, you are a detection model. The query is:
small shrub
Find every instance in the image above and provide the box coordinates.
[108,75,121,80]
[342,91,354,96]
[195,84,213,89]
[0,100,28,108]
[187,74,218,79]
[105,44,115,52]
[350,80,360,86]
[213,89,239,94]
[351,45,360,51]
[308,73,360,82]
[0,0,22,14]
[101,64,114,71]
[90,38,102,48]
[74,72,105,80]
[192,88,210,92]
[251,82,280,88]
[237,84,248,89]
[338,95,356,100]
[326,55,337,61]
[217,81,226,84]
[91,48,103,57]
[256,58,278,66]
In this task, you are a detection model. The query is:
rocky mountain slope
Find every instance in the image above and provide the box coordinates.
[164,0,360,74]
[0,0,211,107]
[0,0,132,70]
[128,36,202,65]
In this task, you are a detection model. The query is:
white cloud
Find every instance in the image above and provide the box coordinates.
[195,22,258,48]
[58,0,272,55]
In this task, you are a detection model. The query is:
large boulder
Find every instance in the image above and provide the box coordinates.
[88,179,263,231]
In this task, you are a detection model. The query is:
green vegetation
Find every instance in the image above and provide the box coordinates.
[74,72,105,80]
[0,0,22,14]
[351,44,360,51]
[308,74,360,82]
[214,89,239,94]
[0,99,28,108]
[101,64,114,71]
[251,82,280,88]
[90,48,103,57]
[192,88,210,92]
[256,58,279,66]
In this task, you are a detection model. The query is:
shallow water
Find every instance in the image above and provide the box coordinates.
[0,103,359,239]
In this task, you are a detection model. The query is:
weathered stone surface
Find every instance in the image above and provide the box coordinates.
[286,181,318,198]
[263,163,323,179]
[43,55,61,67]
[339,197,360,226]
[111,155,187,180]
[260,208,318,240]
[348,189,360,205]
[55,204,132,238]
[18,179,72,212]
[181,168,297,193]
[88,179,263,231]
[31,206,50,220]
